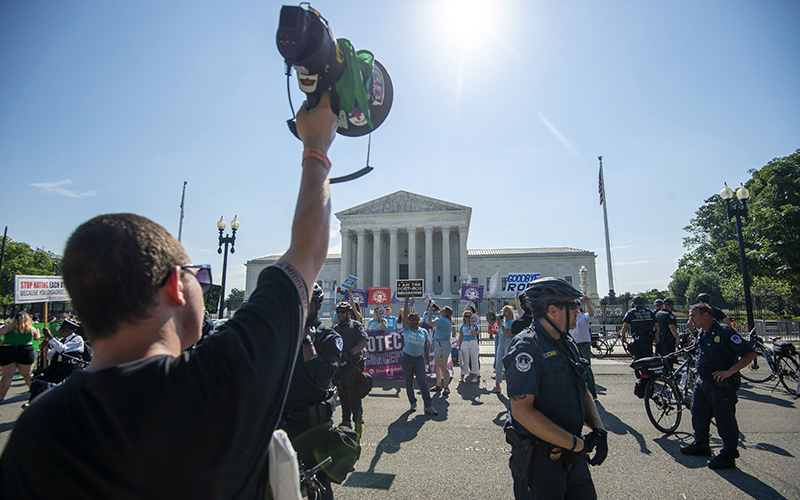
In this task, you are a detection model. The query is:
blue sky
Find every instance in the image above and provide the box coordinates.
[2,0,798,297]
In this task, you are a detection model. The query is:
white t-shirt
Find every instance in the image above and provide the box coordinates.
[569,312,593,344]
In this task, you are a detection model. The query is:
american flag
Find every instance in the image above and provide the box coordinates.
[599,164,605,206]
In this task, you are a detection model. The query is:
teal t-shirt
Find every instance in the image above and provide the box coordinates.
[422,312,452,341]
[460,322,478,342]
[403,325,429,357]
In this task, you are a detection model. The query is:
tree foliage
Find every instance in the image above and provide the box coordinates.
[226,288,245,311]
[0,239,56,314]
[670,149,800,313]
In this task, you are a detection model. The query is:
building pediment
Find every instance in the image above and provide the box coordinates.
[336,191,471,218]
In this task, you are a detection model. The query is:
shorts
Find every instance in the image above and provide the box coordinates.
[0,344,36,366]
[433,339,451,358]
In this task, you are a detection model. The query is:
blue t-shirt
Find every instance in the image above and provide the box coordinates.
[403,324,429,357]
[422,312,452,341]
[366,319,388,332]
[460,322,478,342]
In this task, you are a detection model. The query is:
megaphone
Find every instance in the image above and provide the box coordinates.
[486,311,497,323]
[276,5,394,183]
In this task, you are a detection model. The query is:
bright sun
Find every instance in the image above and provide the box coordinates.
[433,0,500,56]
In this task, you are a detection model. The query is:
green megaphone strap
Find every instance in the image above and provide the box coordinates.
[335,38,375,128]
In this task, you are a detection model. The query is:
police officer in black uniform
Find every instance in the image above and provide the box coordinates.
[655,298,680,356]
[620,296,659,359]
[688,293,733,331]
[511,292,534,336]
[332,301,369,435]
[503,278,607,500]
[681,303,756,469]
[279,284,343,499]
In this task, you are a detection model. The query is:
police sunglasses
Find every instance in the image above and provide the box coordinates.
[163,264,213,293]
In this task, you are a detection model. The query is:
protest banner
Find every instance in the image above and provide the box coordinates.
[15,275,70,303]
[460,283,484,303]
[368,287,391,305]
[363,322,440,379]
[349,288,368,306]
[487,270,500,298]
[395,279,424,298]
[504,273,541,292]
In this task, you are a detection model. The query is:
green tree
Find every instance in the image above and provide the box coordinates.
[226,288,245,311]
[668,269,692,306]
[0,239,56,316]
[670,149,800,313]
[686,272,724,308]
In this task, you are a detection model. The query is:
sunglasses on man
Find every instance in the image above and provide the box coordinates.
[163,265,213,293]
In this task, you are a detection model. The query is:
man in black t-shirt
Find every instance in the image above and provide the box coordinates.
[0,92,340,499]
[655,298,680,356]
[687,293,732,333]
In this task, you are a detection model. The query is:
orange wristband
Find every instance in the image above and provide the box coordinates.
[302,148,331,173]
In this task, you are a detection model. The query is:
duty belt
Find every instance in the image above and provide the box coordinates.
[283,402,331,422]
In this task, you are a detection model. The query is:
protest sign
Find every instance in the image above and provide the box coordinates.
[341,275,358,290]
[487,270,500,298]
[364,322,441,379]
[14,275,70,303]
[504,273,541,292]
[368,287,392,305]
[460,283,484,302]
[349,288,368,306]
[395,279,424,298]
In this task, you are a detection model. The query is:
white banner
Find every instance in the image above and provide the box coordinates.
[15,275,70,303]
[504,273,541,292]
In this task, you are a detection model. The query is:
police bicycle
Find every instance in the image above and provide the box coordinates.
[631,342,699,434]
[738,330,799,396]
[590,328,631,358]
[299,456,332,499]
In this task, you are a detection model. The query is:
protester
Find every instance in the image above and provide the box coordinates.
[488,302,515,394]
[401,297,437,415]
[0,311,40,403]
[25,318,85,407]
[0,91,338,497]
[503,278,606,499]
[423,304,453,396]
[333,301,369,433]
[458,309,480,384]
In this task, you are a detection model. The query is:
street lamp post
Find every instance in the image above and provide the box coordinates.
[720,183,754,330]
[217,215,240,319]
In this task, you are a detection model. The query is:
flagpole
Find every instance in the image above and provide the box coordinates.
[599,156,616,297]
[178,181,187,243]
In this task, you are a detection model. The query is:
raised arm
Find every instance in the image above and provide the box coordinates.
[277,91,338,299]
[403,297,411,329]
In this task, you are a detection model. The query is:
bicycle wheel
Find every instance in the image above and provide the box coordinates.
[621,336,632,357]
[644,376,682,434]
[777,356,799,396]
[739,352,774,383]
[591,339,609,358]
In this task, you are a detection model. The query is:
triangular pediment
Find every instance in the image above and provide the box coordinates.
[336,191,470,217]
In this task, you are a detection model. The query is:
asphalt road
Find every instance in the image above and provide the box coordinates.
[1,355,797,499]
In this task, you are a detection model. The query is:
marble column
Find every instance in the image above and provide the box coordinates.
[389,228,398,288]
[340,229,351,285]
[372,228,382,287]
[458,225,468,281]
[407,227,417,279]
[424,226,434,296]
[356,229,366,283]
[441,226,451,295]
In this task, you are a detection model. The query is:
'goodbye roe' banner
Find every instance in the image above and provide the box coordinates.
[15,275,70,303]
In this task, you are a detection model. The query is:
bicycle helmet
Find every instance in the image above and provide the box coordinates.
[696,293,711,303]
[311,283,324,303]
[663,298,674,306]
[654,299,664,307]
[632,296,644,306]
[522,277,583,315]
[335,301,352,311]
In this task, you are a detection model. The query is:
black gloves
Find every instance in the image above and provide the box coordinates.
[583,429,608,466]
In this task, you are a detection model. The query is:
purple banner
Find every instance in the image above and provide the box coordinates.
[460,283,484,302]
[349,288,368,306]
[364,323,443,379]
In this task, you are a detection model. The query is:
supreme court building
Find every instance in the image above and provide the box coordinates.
[245,191,598,314]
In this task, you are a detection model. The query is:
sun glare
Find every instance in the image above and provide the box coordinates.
[433,0,501,55]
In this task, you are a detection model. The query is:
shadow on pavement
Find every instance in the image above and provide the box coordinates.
[738,385,796,408]
[595,401,652,454]
[746,442,794,458]
[455,378,485,406]
[490,393,510,429]
[712,467,790,500]
[344,410,429,489]
[653,432,708,469]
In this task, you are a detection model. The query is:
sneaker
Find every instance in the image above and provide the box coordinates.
[680,442,712,456]
[424,405,438,416]
[410,402,417,412]
[708,452,736,470]
[489,386,501,393]
[442,388,450,396]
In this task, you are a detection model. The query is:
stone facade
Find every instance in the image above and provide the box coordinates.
[245,191,598,313]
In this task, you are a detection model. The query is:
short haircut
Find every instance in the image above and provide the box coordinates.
[408,313,421,320]
[690,303,713,315]
[61,214,189,340]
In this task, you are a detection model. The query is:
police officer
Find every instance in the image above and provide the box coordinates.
[687,293,732,331]
[279,284,343,499]
[333,301,369,434]
[681,303,756,469]
[503,278,607,500]
[653,299,664,314]
[620,296,659,359]
[655,298,680,356]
